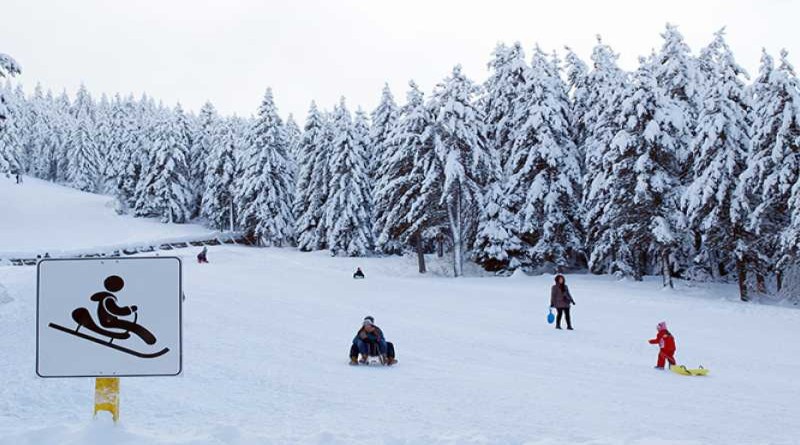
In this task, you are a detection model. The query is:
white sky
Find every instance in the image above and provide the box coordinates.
[1,0,796,121]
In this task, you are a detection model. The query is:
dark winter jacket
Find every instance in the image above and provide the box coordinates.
[550,284,575,309]
[354,326,385,344]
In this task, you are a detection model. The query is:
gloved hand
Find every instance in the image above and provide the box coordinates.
[131,305,138,312]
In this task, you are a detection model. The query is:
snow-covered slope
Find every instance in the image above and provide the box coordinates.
[1,246,799,444]
[0,176,216,258]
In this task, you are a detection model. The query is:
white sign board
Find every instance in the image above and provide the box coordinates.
[36,257,182,377]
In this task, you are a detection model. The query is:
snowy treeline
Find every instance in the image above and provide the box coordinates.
[2,25,800,298]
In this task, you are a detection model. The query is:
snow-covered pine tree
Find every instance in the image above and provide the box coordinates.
[507,48,583,272]
[369,83,399,184]
[100,94,125,194]
[472,43,531,272]
[295,102,331,251]
[482,42,530,170]
[71,84,95,121]
[424,65,491,276]
[28,84,55,180]
[323,98,372,256]
[653,24,702,181]
[374,80,437,262]
[581,37,630,274]
[9,84,34,174]
[741,49,800,289]
[354,106,373,214]
[68,112,101,192]
[592,57,688,284]
[0,66,22,175]
[53,90,73,183]
[112,95,143,210]
[284,113,301,180]
[473,178,521,272]
[564,46,590,170]
[191,101,218,216]
[202,119,239,231]
[683,29,751,299]
[236,89,294,246]
[134,107,193,223]
[93,93,114,188]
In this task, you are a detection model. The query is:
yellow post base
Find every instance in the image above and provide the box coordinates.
[94,377,120,422]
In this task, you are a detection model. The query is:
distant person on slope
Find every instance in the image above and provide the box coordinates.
[349,316,396,365]
[353,267,365,279]
[648,321,676,370]
[550,274,576,330]
[197,246,209,264]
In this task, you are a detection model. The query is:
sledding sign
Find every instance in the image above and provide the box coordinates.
[36,257,182,378]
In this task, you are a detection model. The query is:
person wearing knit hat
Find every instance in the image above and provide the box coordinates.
[550,274,576,330]
[349,316,397,365]
[648,321,677,369]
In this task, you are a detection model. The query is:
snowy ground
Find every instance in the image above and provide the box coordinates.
[0,176,214,258]
[1,244,799,444]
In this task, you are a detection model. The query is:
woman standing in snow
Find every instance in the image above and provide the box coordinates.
[550,274,576,330]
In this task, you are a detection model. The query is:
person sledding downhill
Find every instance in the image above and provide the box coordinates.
[197,247,209,264]
[649,321,676,370]
[349,316,397,366]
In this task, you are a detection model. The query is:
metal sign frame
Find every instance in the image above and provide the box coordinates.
[36,256,183,378]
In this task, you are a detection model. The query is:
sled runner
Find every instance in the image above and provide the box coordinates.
[48,322,169,359]
[670,365,709,376]
[348,341,397,366]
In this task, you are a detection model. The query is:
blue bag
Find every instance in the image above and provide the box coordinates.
[547,308,555,324]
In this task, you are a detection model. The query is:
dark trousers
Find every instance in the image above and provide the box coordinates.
[350,341,395,359]
[556,307,572,328]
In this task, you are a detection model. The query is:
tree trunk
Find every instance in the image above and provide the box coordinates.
[777,270,783,292]
[737,258,748,302]
[756,274,766,293]
[436,233,444,258]
[229,200,235,232]
[447,189,463,278]
[662,250,673,289]
[709,250,720,280]
[415,234,426,274]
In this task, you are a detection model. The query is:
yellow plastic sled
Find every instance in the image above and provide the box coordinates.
[670,365,709,376]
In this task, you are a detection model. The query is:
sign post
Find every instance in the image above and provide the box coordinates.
[94,377,120,421]
[36,257,182,422]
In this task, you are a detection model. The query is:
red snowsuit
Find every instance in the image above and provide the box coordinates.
[649,330,676,368]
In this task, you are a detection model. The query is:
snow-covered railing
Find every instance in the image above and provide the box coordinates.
[0,231,247,266]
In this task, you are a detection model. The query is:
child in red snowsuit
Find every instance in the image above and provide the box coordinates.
[648,321,676,369]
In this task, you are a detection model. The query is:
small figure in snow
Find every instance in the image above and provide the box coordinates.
[89,275,156,344]
[648,321,676,369]
[349,316,396,365]
[353,267,365,279]
[15,173,22,184]
[197,246,209,264]
[550,274,576,330]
